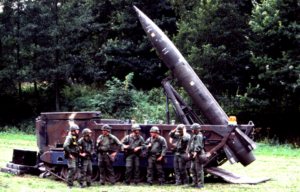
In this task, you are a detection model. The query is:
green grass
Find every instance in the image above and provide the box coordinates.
[0,134,300,192]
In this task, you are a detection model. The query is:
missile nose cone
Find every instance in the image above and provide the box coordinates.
[133,6,141,15]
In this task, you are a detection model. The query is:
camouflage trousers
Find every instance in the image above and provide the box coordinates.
[98,153,115,184]
[124,153,140,183]
[174,154,189,184]
[190,155,204,187]
[67,157,78,186]
[147,155,165,184]
[77,158,92,185]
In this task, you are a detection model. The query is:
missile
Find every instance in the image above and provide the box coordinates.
[133,6,229,125]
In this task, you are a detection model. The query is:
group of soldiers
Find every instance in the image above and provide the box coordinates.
[63,123,205,189]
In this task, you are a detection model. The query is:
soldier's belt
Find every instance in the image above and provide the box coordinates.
[149,152,161,156]
[98,151,111,155]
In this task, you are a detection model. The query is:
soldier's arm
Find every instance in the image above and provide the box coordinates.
[160,138,167,157]
[63,137,71,154]
[188,136,193,154]
[113,136,122,153]
[96,135,102,144]
[91,140,95,154]
[169,130,179,139]
[77,139,83,152]
[139,137,146,150]
[122,135,129,145]
[194,135,203,152]
[144,138,150,150]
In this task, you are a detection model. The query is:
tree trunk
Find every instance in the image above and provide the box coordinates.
[55,78,59,111]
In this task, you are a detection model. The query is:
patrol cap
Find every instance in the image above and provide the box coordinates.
[82,128,92,137]
[132,124,141,131]
[176,124,185,132]
[150,126,159,133]
[101,124,111,131]
[70,124,79,132]
[191,123,201,131]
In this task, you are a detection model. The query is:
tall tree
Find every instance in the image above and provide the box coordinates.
[248,0,300,140]
[91,0,178,89]
[168,0,253,96]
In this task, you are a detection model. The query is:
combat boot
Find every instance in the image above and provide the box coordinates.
[79,184,84,188]
[87,183,93,187]
[67,186,72,189]
[99,183,104,186]
[147,182,152,186]
[160,181,164,186]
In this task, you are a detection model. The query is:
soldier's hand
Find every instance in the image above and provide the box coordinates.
[69,154,74,159]
[111,152,117,157]
[80,153,86,157]
[134,147,140,152]
[97,140,102,144]
[124,145,130,149]
[193,152,197,159]
[79,146,82,150]
[157,156,163,161]
[187,153,190,158]
[183,128,186,135]
[148,143,152,147]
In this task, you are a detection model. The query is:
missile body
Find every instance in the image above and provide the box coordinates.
[134,6,228,125]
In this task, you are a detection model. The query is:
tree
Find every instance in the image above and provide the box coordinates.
[169,0,253,97]
[247,0,300,140]
[92,0,178,89]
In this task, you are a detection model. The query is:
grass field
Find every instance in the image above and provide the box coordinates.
[0,132,299,192]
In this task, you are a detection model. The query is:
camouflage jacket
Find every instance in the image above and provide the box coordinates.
[169,131,190,153]
[188,132,205,154]
[96,134,122,153]
[78,137,94,159]
[63,132,79,156]
[145,136,167,157]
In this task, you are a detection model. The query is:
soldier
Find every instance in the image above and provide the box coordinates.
[188,123,205,188]
[77,128,94,188]
[97,124,122,186]
[122,124,146,186]
[63,124,80,189]
[169,124,190,186]
[145,126,167,186]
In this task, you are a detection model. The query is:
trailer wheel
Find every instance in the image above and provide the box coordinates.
[106,168,122,182]
[91,166,100,181]
[61,166,79,180]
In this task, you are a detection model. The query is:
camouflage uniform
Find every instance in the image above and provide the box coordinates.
[77,133,94,186]
[122,133,145,184]
[63,130,79,187]
[97,130,122,185]
[169,125,190,185]
[188,124,205,188]
[145,129,167,185]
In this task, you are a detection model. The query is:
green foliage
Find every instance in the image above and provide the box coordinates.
[247,0,300,140]
[170,0,253,96]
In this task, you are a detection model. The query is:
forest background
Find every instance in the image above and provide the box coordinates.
[0,0,299,145]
